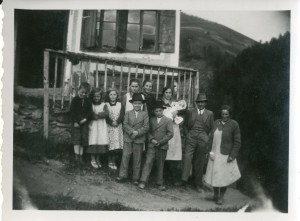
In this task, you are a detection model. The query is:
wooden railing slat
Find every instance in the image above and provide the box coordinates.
[120,63,123,92]
[127,64,131,92]
[104,60,108,92]
[156,67,160,100]
[43,51,50,139]
[53,56,58,109]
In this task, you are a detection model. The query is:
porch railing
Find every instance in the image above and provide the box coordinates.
[43,49,199,139]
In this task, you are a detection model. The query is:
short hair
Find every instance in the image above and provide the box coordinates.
[90,88,102,99]
[105,88,119,102]
[162,86,173,96]
[220,105,233,116]
[143,79,153,87]
[79,82,90,92]
[129,78,140,86]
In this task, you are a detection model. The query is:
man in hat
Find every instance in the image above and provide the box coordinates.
[117,93,149,185]
[176,93,214,192]
[138,100,174,191]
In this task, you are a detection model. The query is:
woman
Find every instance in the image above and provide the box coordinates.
[159,86,186,183]
[204,105,241,205]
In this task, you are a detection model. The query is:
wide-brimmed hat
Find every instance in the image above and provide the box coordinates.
[129,93,146,103]
[195,93,208,102]
[153,100,166,110]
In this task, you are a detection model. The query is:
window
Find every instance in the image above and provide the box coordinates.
[81,10,175,53]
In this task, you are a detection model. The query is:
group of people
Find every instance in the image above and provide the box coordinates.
[70,78,241,205]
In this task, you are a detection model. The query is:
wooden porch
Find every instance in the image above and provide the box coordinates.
[43,49,199,138]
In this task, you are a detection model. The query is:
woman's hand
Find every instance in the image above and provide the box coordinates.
[112,121,118,127]
[209,152,215,161]
[74,122,80,128]
[171,110,178,118]
[79,118,87,124]
[227,156,234,163]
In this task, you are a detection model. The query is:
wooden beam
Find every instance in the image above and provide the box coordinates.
[188,71,192,107]
[142,65,145,83]
[120,63,123,93]
[135,64,138,79]
[104,60,108,92]
[43,51,50,139]
[127,64,131,93]
[112,62,115,88]
[177,71,180,100]
[183,71,186,100]
[52,56,58,109]
[96,62,99,88]
[164,68,168,87]
[156,67,160,99]
[150,66,153,80]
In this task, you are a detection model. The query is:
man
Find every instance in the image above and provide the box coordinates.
[121,78,141,112]
[176,93,214,192]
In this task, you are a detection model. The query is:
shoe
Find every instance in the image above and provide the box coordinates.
[133,180,139,185]
[138,182,146,189]
[116,176,126,182]
[91,161,99,169]
[157,185,167,191]
[216,199,223,205]
[175,180,187,187]
[108,163,115,170]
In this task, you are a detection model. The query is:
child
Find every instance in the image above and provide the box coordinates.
[121,78,141,112]
[138,100,174,191]
[70,82,93,163]
[116,93,149,184]
[105,88,125,170]
[86,88,109,169]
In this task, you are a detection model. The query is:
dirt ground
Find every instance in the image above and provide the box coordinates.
[13,152,250,211]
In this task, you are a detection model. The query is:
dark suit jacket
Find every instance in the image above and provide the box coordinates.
[123,110,149,143]
[208,119,241,160]
[148,116,174,150]
[184,108,214,136]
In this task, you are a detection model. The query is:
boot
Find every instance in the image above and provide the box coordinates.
[216,187,226,205]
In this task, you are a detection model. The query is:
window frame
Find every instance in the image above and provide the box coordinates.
[81,10,161,54]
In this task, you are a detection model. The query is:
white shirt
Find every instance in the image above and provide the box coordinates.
[197,108,205,115]
[134,111,140,118]
[157,117,162,123]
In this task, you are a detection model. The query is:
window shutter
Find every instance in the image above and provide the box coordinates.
[116,10,128,52]
[81,10,97,48]
[158,10,176,53]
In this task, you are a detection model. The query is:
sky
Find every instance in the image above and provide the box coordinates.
[183,11,290,42]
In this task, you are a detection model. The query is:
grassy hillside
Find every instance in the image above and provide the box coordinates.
[179,12,257,97]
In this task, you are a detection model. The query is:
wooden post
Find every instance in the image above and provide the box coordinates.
[78,61,82,87]
[96,62,99,88]
[142,65,145,83]
[86,59,91,84]
[120,63,123,93]
[150,66,153,80]
[156,67,160,99]
[52,56,58,109]
[171,69,175,90]
[43,51,50,139]
[183,71,186,100]
[188,71,192,108]
[69,64,73,108]
[164,68,168,87]
[135,64,138,79]
[61,58,67,109]
[177,71,180,100]
[127,64,131,92]
[112,62,115,88]
[104,60,108,92]
[194,71,200,107]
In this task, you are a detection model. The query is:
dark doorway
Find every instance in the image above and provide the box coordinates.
[15,10,69,88]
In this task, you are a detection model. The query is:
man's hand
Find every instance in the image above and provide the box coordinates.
[74,122,80,128]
